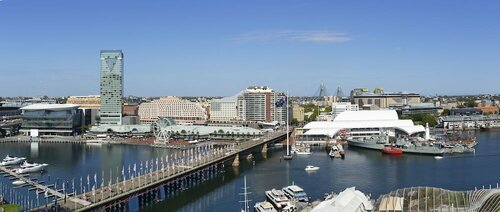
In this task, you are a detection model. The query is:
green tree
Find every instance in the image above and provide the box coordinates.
[466,100,476,108]
[400,114,437,127]
[290,118,299,126]
[421,115,438,127]
[441,109,450,116]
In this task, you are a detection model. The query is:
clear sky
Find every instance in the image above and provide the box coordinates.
[1,0,499,97]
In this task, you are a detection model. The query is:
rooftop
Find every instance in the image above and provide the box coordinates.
[303,110,425,136]
[20,104,80,111]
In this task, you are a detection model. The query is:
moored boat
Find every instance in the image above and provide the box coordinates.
[382,146,403,155]
[347,135,389,151]
[282,185,309,202]
[254,201,278,212]
[348,135,445,156]
[480,123,500,131]
[265,189,290,210]
[16,163,48,174]
[12,180,26,186]
[20,161,36,168]
[1,156,26,166]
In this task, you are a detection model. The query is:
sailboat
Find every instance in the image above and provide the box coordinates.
[283,93,293,160]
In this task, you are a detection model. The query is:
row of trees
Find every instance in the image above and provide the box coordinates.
[400,114,438,127]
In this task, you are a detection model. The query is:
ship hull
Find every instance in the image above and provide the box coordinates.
[348,140,444,156]
[480,127,500,132]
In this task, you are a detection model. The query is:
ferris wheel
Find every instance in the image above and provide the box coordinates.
[152,119,172,143]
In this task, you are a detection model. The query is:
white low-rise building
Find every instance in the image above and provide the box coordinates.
[297,110,425,144]
[210,95,239,121]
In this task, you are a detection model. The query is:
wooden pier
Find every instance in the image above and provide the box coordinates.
[0,166,91,208]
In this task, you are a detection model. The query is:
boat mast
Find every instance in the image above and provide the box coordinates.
[239,176,251,212]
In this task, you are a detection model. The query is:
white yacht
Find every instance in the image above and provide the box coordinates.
[1,155,26,166]
[265,189,290,210]
[16,163,48,174]
[282,185,309,202]
[20,161,36,168]
[254,201,278,212]
[295,144,311,155]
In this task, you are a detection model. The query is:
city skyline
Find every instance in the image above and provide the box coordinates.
[1,0,499,97]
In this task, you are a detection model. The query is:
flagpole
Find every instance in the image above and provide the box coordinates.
[285,91,289,156]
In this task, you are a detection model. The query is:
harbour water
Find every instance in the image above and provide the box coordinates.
[0,132,499,211]
[147,131,500,211]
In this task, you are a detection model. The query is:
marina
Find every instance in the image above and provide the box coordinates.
[0,132,498,211]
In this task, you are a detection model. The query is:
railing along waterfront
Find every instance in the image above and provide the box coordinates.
[29,132,286,211]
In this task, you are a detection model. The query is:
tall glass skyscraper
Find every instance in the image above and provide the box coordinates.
[99,50,123,125]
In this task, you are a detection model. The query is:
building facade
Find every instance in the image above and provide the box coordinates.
[138,97,207,124]
[332,102,359,119]
[20,104,82,136]
[66,95,100,109]
[210,96,239,121]
[351,89,421,108]
[292,105,305,122]
[99,50,123,125]
[237,86,287,124]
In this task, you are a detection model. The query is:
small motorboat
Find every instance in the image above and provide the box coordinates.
[304,165,319,171]
[434,156,444,160]
[382,146,403,155]
[329,149,336,158]
[12,180,26,186]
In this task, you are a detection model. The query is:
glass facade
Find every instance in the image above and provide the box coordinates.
[100,50,123,125]
[21,108,82,135]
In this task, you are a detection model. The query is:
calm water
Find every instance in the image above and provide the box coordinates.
[0,132,499,211]
[147,131,500,212]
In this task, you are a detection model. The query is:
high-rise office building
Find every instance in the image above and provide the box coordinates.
[99,50,123,125]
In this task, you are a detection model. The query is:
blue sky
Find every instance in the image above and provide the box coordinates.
[0,0,499,97]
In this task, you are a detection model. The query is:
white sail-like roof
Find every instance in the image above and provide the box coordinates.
[303,110,425,136]
[312,187,373,212]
